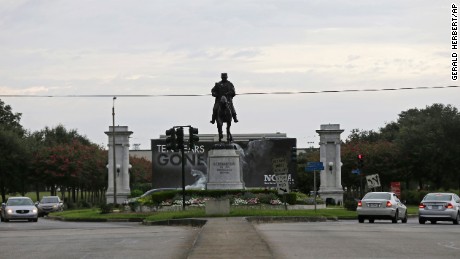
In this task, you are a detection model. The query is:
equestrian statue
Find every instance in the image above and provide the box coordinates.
[210,73,238,143]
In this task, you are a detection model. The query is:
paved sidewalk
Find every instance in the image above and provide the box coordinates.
[187,217,274,259]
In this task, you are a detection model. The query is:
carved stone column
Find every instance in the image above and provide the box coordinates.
[105,126,133,204]
[316,124,344,205]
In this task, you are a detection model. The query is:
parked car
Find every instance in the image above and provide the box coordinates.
[357,192,407,223]
[1,197,38,222]
[418,192,460,224]
[36,196,64,216]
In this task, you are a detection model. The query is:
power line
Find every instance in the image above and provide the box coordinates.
[0,85,458,98]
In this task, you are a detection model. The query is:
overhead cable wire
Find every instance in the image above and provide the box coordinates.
[0,85,458,98]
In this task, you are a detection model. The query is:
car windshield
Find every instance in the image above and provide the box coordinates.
[7,199,33,206]
[41,197,59,203]
[424,194,452,201]
[363,193,391,200]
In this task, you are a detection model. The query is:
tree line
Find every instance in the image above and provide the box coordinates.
[296,103,460,198]
[0,99,152,204]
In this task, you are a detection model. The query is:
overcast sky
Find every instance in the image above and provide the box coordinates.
[0,0,457,149]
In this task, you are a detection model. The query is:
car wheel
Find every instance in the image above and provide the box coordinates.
[430,220,437,224]
[453,213,460,225]
[4,218,9,222]
[392,210,398,223]
[419,218,426,224]
[401,212,408,223]
[369,219,375,223]
[358,216,364,223]
[33,218,38,222]
[0,216,3,222]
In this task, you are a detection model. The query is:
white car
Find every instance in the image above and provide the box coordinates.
[418,192,460,224]
[1,197,38,222]
[357,192,407,223]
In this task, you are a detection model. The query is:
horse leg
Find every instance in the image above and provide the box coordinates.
[227,121,232,142]
[217,122,223,142]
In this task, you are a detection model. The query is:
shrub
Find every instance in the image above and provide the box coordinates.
[402,190,429,205]
[284,193,297,205]
[66,202,77,210]
[130,189,143,198]
[78,200,92,208]
[100,203,113,214]
[256,193,279,204]
[344,199,358,211]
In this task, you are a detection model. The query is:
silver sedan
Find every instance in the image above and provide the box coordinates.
[418,192,460,224]
[1,197,38,222]
[357,192,407,223]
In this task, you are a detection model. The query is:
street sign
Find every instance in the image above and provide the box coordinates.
[391,182,401,197]
[276,173,290,194]
[272,157,288,175]
[366,174,381,188]
[305,161,324,172]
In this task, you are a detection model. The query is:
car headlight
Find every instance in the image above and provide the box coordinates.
[7,209,13,214]
[32,208,38,213]
[53,205,57,208]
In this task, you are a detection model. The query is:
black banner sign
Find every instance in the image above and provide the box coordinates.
[150,138,296,189]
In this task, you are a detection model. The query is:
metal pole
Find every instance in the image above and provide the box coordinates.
[112,97,117,205]
[314,170,317,212]
[181,130,186,211]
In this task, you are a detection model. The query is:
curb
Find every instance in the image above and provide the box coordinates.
[143,218,207,227]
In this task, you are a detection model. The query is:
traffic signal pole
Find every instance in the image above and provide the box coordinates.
[181,142,186,211]
[165,125,199,211]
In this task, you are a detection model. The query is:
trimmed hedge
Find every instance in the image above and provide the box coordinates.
[145,189,293,205]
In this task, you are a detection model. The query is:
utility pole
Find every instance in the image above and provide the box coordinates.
[112,97,117,205]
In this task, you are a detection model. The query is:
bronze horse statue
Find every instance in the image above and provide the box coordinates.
[216,95,233,142]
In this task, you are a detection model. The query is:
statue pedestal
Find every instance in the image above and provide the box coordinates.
[207,144,244,190]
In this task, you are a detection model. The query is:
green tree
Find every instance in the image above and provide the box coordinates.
[394,104,460,189]
[129,156,153,191]
[0,99,29,202]
[0,99,24,134]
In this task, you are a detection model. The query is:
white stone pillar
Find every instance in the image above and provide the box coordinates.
[316,124,344,205]
[105,126,133,204]
[335,143,342,189]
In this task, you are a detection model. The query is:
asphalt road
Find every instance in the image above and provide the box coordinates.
[1,218,460,258]
[255,218,460,259]
[0,219,200,259]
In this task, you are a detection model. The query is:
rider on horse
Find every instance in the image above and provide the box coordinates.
[210,73,238,124]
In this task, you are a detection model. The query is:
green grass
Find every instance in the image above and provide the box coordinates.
[52,206,358,222]
[47,205,421,222]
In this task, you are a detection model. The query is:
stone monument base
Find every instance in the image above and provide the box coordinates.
[207,143,244,190]
[318,189,344,205]
[106,191,130,204]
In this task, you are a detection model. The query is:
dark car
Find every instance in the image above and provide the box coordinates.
[36,196,64,216]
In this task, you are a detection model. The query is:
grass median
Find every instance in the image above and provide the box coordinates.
[50,205,419,222]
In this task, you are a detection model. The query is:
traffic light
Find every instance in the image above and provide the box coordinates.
[357,154,364,168]
[176,127,184,149]
[189,127,199,149]
[291,147,297,162]
[165,128,177,151]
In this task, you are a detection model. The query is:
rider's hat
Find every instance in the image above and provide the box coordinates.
[221,73,228,77]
